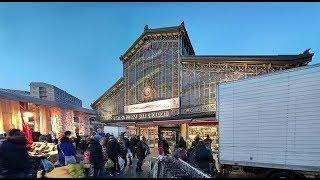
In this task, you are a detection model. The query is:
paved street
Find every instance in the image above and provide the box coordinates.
[44,157,155,178]
[44,148,158,178]
[43,147,258,178]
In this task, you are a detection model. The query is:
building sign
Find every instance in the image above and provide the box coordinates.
[112,110,173,121]
[124,98,179,114]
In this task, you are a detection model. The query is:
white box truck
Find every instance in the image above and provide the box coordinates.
[216,64,320,178]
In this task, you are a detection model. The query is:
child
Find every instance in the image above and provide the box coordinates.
[82,148,93,177]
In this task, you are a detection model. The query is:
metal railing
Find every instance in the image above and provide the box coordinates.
[177,158,212,178]
[156,157,212,178]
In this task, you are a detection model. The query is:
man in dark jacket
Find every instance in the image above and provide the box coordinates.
[191,135,201,147]
[106,135,120,176]
[0,129,34,178]
[194,141,214,175]
[124,136,133,165]
[74,132,82,150]
[178,137,187,150]
[162,138,170,156]
[129,136,138,158]
[136,136,150,172]
[89,135,105,177]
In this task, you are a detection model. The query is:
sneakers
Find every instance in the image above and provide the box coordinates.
[116,172,120,175]
[109,173,114,177]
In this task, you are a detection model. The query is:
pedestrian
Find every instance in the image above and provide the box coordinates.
[106,135,120,176]
[129,135,138,158]
[203,134,213,152]
[186,136,201,164]
[74,132,82,151]
[48,131,55,143]
[204,135,212,144]
[162,138,170,156]
[191,135,201,147]
[157,140,166,161]
[100,135,108,162]
[81,136,89,155]
[172,145,187,161]
[193,141,214,175]
[119,135,129,167]
[57,131,77,166]
[123,135,132,165]
[0,129,34,178]
[136,136,150,172]
[177,137,187,150]
[89,135,105,177]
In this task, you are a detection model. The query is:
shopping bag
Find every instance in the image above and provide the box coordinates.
[65,155,77,165]
[105,159,114,169]
[118,157,125,171]
[41,158,54,173]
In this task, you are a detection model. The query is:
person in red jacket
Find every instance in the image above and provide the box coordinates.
[19,102,33,146]
[22,122,33,146]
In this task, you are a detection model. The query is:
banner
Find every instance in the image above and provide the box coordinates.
[124,98,179,114]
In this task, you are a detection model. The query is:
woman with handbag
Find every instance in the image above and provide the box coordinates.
[58,134,77,166]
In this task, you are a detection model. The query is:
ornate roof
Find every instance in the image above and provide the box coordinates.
[91,78,124,109]
[181,49,314,65]
[120,22,195,62]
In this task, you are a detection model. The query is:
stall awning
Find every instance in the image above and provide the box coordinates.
[136,122,155,127]
[108,117,217,127]
[153,119,192,126]
[188,118,218,126]
[116,122,136,126]
[135,119,192,127]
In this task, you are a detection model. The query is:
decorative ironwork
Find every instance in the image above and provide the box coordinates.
[97,87,125,121]
[124,39,180,106]
[180,62,296,114]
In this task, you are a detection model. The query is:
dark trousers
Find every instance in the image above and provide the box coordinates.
[136,157,145,171]
[110,157,119,174]
[93,166,104,177]
[120,154,128,167]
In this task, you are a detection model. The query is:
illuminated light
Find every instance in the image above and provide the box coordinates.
[23,112,34,118]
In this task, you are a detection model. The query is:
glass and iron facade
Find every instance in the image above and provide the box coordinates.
[91,23,313,148]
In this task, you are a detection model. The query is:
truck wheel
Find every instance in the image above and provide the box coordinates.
[268,171,296,179]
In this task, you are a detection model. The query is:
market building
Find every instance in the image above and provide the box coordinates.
[91,22,313,149]
[0,82,96,138]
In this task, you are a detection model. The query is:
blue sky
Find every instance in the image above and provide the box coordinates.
[0,2,319,108]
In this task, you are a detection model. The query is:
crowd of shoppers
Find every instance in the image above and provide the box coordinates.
[0,127,215,178]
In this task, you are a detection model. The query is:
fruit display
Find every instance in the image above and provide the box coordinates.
[67,164,85,178]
